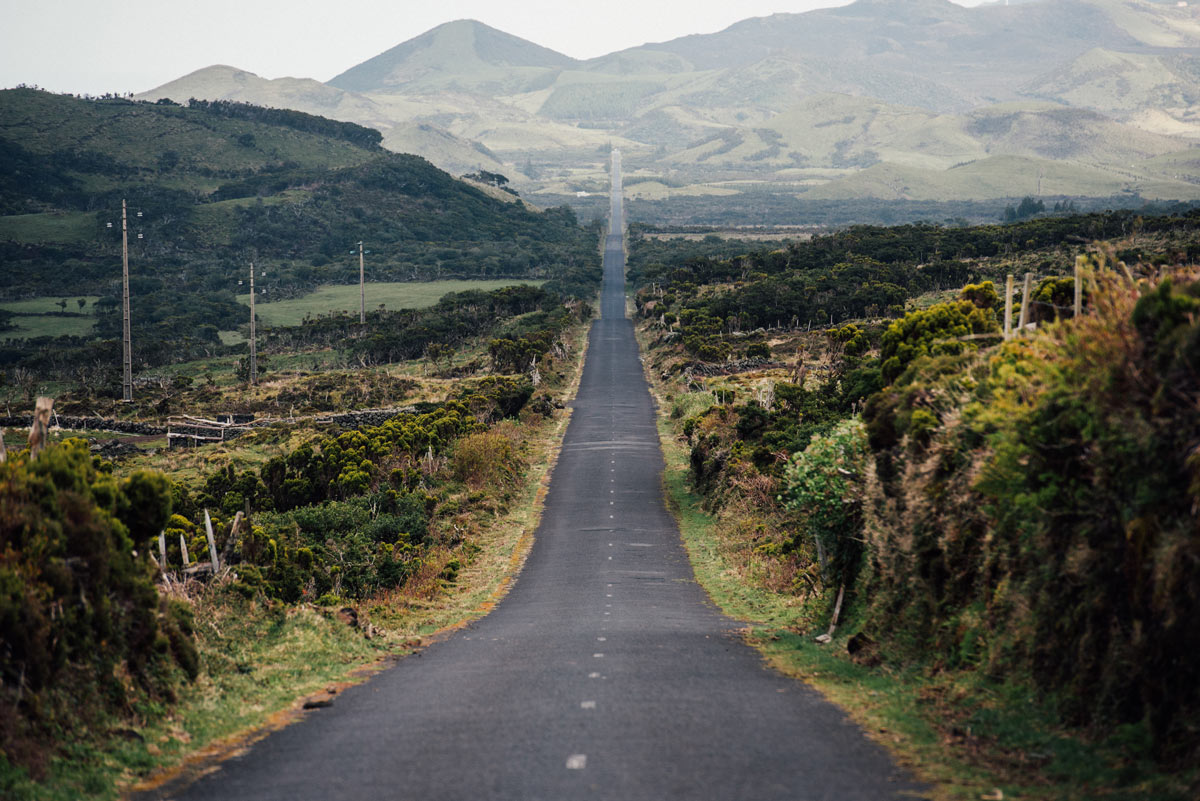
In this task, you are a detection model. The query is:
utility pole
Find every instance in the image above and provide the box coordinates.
[121,199,132,402]
[358,241,366,325]
[249,262,257,385]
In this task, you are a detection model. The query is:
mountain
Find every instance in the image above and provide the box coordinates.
[1023,48,1200,126]
[135,65,512,177]
[328,19,576,94]
[136,64,389,126]
[135,0,1200,219]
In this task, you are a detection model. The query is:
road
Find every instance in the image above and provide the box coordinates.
[146,150,924,801]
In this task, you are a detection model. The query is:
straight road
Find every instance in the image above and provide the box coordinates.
[147,150,924,800]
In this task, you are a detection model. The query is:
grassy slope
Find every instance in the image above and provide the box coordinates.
[0,297,100,339]
[0,89,372,190]
[0,212,95,244]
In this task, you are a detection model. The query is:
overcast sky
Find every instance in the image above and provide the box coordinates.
[1,0,990,96]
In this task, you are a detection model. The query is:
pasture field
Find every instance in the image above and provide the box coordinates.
[0,296,100,339]
[236,279,545,327]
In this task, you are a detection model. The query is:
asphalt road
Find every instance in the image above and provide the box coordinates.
[146,151,924,801]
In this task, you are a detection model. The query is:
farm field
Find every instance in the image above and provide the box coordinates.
[0,296,100,339]
[235,279,545,327]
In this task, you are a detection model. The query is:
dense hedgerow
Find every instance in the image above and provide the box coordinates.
[649,217,1200,769]
[862,267,1200,760]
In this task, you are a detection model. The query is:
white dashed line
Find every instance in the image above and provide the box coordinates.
[593,653,604,658]
[597,636,606,641]
[606,594,612,597]
[581,701,597,710]
[588,672,601,678]
[566,754,587,770]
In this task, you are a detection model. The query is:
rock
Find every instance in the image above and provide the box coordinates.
[814,633,833,644]
[302,698,333,709]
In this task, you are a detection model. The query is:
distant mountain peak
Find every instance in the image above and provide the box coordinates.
[328,19,575,93]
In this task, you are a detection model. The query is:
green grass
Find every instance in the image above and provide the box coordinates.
[0,297,99,315]
[0,297,100,339]
[237,280,545,327]
[0,298,100,339]
[0,212,95,244]
[3,315,96,339]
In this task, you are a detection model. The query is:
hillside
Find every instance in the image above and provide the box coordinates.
[0,88,599,374]
[133,0,1200,223]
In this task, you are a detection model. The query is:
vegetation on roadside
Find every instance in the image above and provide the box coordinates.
[635,213,1200,799]
[0,295,592,799]
[0,87,603,795]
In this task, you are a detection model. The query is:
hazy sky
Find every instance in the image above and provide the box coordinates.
[2,0,989,96]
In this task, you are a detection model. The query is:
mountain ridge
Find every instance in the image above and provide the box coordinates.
[135,0,1200,216]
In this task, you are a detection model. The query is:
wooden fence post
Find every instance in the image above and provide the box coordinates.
[1004,274,1014,340]
[179,532,190,567]
[1017,272,1033,333]
[28,397,53,459]
[204,509,220,573]
[158,531,167,574]
[1074,257,1083,318]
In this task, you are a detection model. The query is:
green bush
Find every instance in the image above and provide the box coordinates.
[781,419,870,591]
[0,439,191,768]
[880,300,997,382]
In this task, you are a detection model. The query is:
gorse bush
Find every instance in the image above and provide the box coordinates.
[880,300,998,382]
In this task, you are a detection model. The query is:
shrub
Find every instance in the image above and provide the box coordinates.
[0,440,190,769]
[880,300,998,382]
[451,429,521,491]
[781,419,869,591]
[863,269,1200,761]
